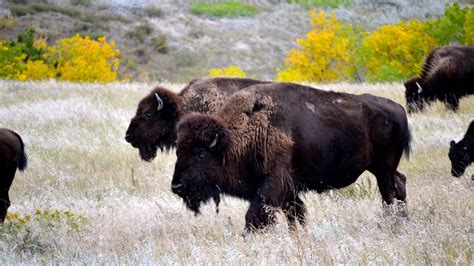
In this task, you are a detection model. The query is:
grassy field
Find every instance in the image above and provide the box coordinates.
[0,80,472,264]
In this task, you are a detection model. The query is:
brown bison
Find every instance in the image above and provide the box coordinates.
[0,128,27,222]
[125,77,270,161]
[404,45,474,113]
[171,83,411,233]
[449,120,474,177]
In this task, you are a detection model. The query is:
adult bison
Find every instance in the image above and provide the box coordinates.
[404,45,474,113]
[125,77,270,161]
[449,120,474,177]
[0,128,27,223]
[171,83,412,233]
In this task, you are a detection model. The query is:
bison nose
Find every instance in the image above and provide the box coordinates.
[125,133,132,143]
[171,183,184,195]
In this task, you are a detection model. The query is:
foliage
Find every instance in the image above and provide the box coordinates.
[425,3,473,45]
[189,1,258,18]
[127,24,153,42]
[151,35,169,54]
[0,42,26,79]
[209,65,246,77]
[464,7,474,45]
[47,35,120,83]
[277,10,358,83]
[286,0,352,8]
[4,210,87,232]
[0,18,18,31]
[72,0,92,7]
[359,20,437,82]
[144,6,164,17]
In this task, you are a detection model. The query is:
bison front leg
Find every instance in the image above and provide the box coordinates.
[446,93,460,112]
[243,171,292,234]
[283,194,306,230]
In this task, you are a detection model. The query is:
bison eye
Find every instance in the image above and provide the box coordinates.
[144,112,152,119]
[197,150,206,161]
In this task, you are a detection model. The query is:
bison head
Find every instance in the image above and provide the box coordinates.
[125,87,179,161]
[404,77,426,113]
[449,140,471,177]
[171,114,230,215]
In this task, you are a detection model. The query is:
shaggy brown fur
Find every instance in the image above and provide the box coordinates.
[125,77,270,161]
[449,120,474,177]
[0,128,27,222]
[172,83,412,233]
[404,45,474,113]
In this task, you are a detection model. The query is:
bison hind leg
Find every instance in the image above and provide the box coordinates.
[283,195,306,230]
[370,165,408,218]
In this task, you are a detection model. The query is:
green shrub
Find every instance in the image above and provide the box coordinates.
[0,18,18,31]
[426,3,471,45]
[8,5,32,16]
[72,0,92,7]
[144,6,164,17]
[189,1,258,18]
[127,24,153,42]
[286,0,352,8]
[151,35,168,53]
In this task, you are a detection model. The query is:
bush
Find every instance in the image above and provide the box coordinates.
[47,35,120,83]
[0,42,26,79]
[463,7,474,45]
[144,7,164,17]
[359,20,437,82]
[286,0,352,8]
[8,5,32,16]
[209,65,246,77]
[277,10,358,83]
[151,35,169,54]
[426,3,473,45]
[127,24,153,42]
[71,0,92,7]
[189,1,258,18]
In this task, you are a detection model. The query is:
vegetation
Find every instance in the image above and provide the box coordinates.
[209,65,246,77]
[277,10,358,82]
[144,7,164,17]
[359,20,437,82]
[426,3,474,45]
[286,0,352,8]
[0,29,120,82]
[189,1,258,18]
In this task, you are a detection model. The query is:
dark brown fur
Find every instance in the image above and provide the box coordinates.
[171,83,412,233]
[0,128,27,222]
[449,120,474,177]
[405,45,474,113]
[125,77,270,161]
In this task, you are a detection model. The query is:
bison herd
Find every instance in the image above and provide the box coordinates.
[1,45,473,233]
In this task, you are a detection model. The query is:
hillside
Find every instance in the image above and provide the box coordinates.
[0,0,462,82]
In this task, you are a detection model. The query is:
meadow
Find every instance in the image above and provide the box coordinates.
[0,80,472,264]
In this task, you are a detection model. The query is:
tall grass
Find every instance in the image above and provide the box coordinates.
[0,80,472,263]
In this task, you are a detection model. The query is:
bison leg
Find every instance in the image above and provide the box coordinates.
[283,194,306,229]
[394,171,408,217]
[446,93,460,112]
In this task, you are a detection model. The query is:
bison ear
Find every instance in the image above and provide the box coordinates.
[450,140,456,147]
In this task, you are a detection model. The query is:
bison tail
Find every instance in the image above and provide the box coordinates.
[13,132,28,171]
[403,125,412,161]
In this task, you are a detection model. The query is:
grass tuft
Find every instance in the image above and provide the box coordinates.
[189,0,259,18]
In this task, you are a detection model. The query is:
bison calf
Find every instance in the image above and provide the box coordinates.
[171,83,411,233]
[405,45,474,113]
[125,77,269,161]
[0,128,27,222]
[449,120,474,177]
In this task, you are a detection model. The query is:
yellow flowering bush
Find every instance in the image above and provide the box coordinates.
[277,10,357,83]
[0,43,26,79]
[359,20,437,82]
[209,65,246,77]
[17,60,56,81]
[47,35,120,83]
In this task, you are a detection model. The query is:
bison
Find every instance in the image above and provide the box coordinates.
[171,82,412,233]
[449,120,474,177]
[0,128,27,223]
[125,77,270,161]
[404,45,474,113]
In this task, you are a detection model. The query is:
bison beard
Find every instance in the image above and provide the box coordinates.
[172,83,412,234]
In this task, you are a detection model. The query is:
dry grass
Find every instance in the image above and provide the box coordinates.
[0,80,472,264]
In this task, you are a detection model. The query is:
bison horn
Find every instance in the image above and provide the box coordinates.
[415,82,423,94]
[155,93,164,111]
[209,134,218,148]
